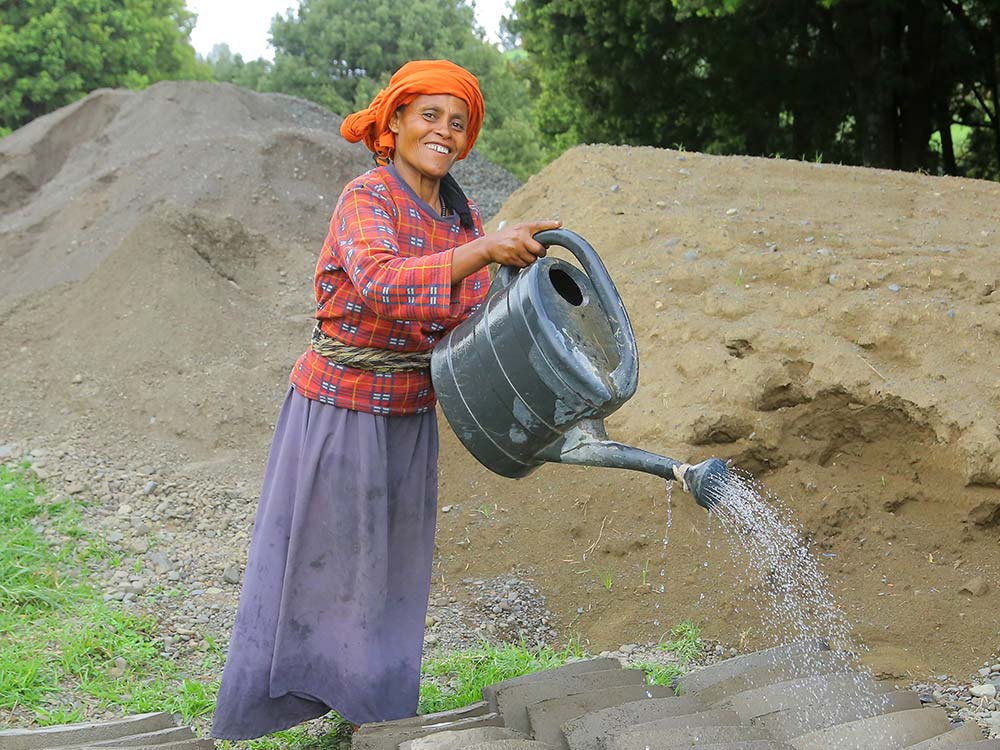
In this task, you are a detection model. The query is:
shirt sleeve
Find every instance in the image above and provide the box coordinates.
[331,181,457,322]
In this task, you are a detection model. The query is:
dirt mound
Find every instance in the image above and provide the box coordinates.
[1,85,999,682]
[436,145,1000,680]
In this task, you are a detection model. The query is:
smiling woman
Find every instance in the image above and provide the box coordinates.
[209,58,559,742]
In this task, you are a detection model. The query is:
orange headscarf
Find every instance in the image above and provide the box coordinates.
[340,59,484,164]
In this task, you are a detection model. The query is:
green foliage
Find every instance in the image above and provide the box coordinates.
[419,639,584,713]
[0,0,210,133]
[635,660,684,688]
[205,43,273,91]
[263,0,544,178]
[512,0,1000,179]
[0,465,218,723]
[658,618,704,662]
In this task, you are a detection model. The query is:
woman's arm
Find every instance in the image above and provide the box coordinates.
[450,220,562,283]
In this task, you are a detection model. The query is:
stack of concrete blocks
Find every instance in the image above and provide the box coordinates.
[353,641,999,750]
[0,712,213,750]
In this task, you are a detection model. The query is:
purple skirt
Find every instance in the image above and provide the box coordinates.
[211,388,439,739]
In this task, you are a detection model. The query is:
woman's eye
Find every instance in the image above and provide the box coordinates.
[452,121,465,131]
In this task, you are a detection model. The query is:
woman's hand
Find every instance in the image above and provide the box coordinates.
[484,220,562,267]
[452,219,562,283]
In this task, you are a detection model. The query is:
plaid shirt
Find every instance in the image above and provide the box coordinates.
[290,165,489,415]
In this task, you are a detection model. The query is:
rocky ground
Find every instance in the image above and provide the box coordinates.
[2,435,998,739]
[2,81,1000,741]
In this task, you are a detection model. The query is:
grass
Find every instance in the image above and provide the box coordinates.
[3,461,705,745]
[419,638,584,714]
[658,619,704,662]
[0,463,220,725]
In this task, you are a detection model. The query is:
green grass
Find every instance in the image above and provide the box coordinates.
[634,661,684,688]
[658,619,704,662]
[418,639,584,714]
[0,463,220,724]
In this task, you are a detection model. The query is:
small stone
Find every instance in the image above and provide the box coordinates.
[726,208,738,216]
[424,633,439,646]
[888,283,900,292]
[970,684,997,698]
[142,480,157,496]
[222,565,241,584]
[441,505,453,513]
[960,576,989,596]
[72,374,84,384]
[654,300,664,310]
[107,656,128,679]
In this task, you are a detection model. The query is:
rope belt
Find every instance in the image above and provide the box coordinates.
[311,324,432,373]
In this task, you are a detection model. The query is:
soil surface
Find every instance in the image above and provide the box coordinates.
[2,80,999,701]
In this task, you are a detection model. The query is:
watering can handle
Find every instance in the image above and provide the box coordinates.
[493,228,639,399]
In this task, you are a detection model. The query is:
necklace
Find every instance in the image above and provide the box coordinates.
[439,194,448,216]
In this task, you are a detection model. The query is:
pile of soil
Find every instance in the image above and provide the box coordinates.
[1,82,998,685]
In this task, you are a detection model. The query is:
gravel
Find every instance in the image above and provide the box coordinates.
[3,436,998,741]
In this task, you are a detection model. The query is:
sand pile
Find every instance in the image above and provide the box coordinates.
[435,146,1000,678]
[1,84,998,680]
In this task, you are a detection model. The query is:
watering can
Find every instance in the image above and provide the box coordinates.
[431,228,729,510]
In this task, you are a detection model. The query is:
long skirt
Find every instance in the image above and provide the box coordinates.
[210,388,439,740]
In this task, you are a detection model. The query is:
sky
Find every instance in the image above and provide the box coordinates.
[186,0,512,61]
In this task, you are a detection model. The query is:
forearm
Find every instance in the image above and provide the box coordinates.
[450,236,494,284]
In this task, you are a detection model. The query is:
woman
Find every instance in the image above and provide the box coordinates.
[211,59,560,740]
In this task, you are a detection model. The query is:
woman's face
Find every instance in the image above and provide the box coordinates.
[389,94,470,183]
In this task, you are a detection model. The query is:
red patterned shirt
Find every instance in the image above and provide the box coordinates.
[290,165,489,416]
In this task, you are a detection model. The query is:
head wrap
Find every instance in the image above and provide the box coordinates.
[340,59,484,164]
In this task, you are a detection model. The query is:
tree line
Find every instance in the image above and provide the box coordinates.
[3,0,1000,181]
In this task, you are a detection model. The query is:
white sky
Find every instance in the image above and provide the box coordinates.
[187,0,512,61]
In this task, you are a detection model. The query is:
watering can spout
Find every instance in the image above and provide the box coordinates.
[540,421,729,511]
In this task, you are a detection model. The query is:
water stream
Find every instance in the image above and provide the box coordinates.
[668,468,893,730]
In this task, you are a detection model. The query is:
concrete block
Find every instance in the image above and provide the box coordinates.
[527,684,675,749]
[53,742,213,750]
[560,695,705,750]
[605,723,770,750]
[789,706,952,750]
[757,688,921,740]
[609,743,793,750]
[0,714,177,750]
[57,726,197,747]
[944,743,1000,749]
[697,651,856,705]
[483,660,622,712]
[725,672,891,718]
[352,712,505,750]
[463,741,560,750]
[677,641,829,695]
[496,669,648,735]
[902,723,989,750]
[359,702,492,731]
[401,726,525,750]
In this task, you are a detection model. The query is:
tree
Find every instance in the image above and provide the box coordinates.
[265,0,544,177]
[512,0,1000,179]
[205,43,272,91]
[0,0,209,135]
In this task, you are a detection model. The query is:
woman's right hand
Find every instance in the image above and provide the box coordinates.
[484,220,562,267]
[452,219,562,283]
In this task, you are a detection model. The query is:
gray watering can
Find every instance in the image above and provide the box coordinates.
[431,228,728,510]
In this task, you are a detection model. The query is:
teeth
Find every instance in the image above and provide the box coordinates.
[427,144,449,154]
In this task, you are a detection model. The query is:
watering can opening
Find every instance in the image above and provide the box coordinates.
[431,228,729,512]
[549,267,585,306]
